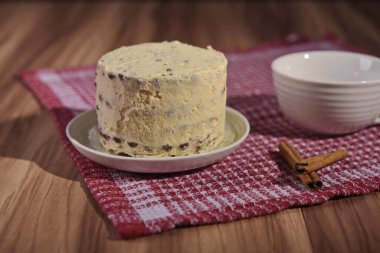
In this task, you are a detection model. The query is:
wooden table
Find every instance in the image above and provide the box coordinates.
[1,2,379,253]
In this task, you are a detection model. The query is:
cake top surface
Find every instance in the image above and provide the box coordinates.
[98,41,227,79]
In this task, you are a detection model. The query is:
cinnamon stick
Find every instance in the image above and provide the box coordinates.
[279,142,322,189]
[295,149,348,174]
[309,172,323,188]
[296,153,331,166]
[286,143,321,188]
[278,142,300,169]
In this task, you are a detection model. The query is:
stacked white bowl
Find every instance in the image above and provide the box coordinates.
[272,51,380,135]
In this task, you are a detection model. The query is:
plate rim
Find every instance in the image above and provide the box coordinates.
[65,106,250,162]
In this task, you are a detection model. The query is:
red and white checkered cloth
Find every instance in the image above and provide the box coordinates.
[21,36,380,238]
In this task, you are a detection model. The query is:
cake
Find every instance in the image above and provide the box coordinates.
[95,41,227,157]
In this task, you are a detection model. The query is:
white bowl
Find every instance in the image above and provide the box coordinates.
[272,51,380,135]
[66,107,250,173]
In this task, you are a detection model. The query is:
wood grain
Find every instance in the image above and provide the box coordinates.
[303,194,380,253]
[0,1,379,253]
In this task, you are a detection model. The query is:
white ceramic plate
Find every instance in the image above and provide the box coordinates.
[66,107,250,173]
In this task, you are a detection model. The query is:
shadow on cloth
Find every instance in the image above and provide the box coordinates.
[228,94,325,139]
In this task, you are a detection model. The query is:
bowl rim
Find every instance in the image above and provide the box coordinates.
[271,50,380,86]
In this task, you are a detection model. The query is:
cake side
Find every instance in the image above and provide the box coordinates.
[95,41,227,157]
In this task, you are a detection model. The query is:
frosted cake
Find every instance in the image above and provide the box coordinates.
[95,41,227,157]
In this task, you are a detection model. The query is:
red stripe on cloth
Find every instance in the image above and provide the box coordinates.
[20,36,380,238]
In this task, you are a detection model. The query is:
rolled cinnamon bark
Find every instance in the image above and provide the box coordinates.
[295,149,348,174]
[278,142,322,189]
[279,142,301,169]
[309,173,323,188]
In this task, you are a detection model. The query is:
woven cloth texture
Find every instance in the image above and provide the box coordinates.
[21,36,380,238]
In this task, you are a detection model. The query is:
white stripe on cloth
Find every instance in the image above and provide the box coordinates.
[110,171,172,226]
[37,71,92,113]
